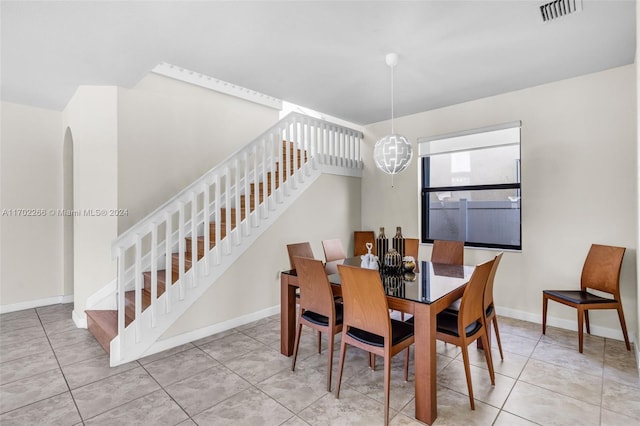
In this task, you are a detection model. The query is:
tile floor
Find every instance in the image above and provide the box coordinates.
[1,303,639,425]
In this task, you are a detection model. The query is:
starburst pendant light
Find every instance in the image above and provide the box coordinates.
[373,53,413,181]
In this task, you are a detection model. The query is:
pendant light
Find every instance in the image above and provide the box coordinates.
[373,53,413,183]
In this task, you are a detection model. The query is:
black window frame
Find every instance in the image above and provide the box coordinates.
[420,131,522,251]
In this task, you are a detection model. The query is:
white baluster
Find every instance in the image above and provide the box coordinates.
[117,246,125,337]
[224,167,231,254]
[234,157,241,245]
[214,174,221,265]
[202,184,210,275]
[150,222,157,327]
[134,234,142,343]
[164,211,172,313]
[178,202,185,300]
[191,191,198,287]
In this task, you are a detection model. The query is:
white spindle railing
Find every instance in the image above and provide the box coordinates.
[110,112,362,362]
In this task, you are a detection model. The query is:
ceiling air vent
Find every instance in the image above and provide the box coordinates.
[539,0,583,22]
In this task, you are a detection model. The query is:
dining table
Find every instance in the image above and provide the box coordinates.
[280,257,475,425]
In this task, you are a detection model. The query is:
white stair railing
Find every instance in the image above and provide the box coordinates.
[109,112,362,364]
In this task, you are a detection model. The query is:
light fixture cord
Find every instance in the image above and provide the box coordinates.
[390,63,395,134]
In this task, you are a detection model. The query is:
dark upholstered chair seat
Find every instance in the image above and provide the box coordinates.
[436,310,482,338]
[347,319,414,348]
[542,290,617,305]
[302,303,344,326]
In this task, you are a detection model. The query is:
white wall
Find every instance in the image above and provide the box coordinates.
[62,87,119,319]
[363,65,638,342]
[160,173,362,339]
[117,74,280,231]
[0,102,64,309]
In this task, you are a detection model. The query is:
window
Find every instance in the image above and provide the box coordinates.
[419,122,521,250]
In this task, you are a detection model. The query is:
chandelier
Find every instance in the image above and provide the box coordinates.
[373,53,413,179]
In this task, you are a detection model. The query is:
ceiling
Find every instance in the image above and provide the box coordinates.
[1,1,636,125]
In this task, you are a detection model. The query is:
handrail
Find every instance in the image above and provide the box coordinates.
[113,112,362,253]
[109,111,363,363]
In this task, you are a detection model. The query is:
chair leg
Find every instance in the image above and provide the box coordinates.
[481,332,496,385]
[384,354,391,426]
[577,307,584,353]
[292,322,303,371]
[616,305,632,351]
[326,332,334,392]
[369,353,376,370]
[317,331,322,354]
[460,345,475,410]
[492,316,504,360]
[542,294,548,334]
[584,310,591,334]
[335,338,347,398]
[404,347,410,382]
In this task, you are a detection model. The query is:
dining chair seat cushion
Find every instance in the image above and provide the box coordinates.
[436,311,482,338]
[543,290,617,305]
[346,319,414,347]
[301,303,344,326]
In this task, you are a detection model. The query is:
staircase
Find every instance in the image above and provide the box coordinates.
[84,112,363,366]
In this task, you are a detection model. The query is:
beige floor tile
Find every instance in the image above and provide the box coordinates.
[0,351,59,385]
[519,358,603,405]
[84,389,188,425]
[0,368,68,414]
[61,353,139,389]
[531,340,604,377]
[0,391,80,425]
[464,344,528,379]
[224,347,292,384]
[165,365,251,416]
[503,381,600,426]
[71,366,160,419]
[540,325,605,352]
[143,347,219,387]
[199,332,267,363]
[437,358,515,409]
[192,387,294,426]
[601,408,640,426]
[137,342,195,365]
[258,363,330,413]
[298,386,392,426]
[602,378,640,420]
[401,387,499,425]
[493,410,538,425]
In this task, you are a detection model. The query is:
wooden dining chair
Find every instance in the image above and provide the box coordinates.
[322,238,347,274]
[483,252,504,360]
[286,242,314,270]
[542,244,629,353]
[431,239,464,265]
[442,252,505,360]
[353,231,376,256]
[291,256,343,391]
[434,258,496,410]
[335,264,414,426]
[404,238,420,272]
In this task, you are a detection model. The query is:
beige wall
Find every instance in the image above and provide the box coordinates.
[363,65,638,342]
[117,74,280,231]
[63,87,119,317]
[0,102,64,307]
[161,173,362,339]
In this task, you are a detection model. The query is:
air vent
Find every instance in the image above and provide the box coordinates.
[539,0,583,22]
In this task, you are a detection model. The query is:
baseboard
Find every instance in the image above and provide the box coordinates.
[497,305,632,342]
[0,294,74,314]
[139,304,281,359]
[72,309,87,329]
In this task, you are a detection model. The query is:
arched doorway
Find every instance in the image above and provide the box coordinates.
[63,127,74,297]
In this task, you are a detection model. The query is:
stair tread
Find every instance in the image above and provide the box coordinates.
[86,309,119,353]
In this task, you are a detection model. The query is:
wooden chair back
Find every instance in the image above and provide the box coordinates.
[293,256,335,319]
[484,252,503,312]
[354,231,376,256]
[286,242,314,270]
[337,264,390,340]
[431,239,464,265]
[580,244,625,296]
[458,258,495,330]
[404,238,419,272]
[322,238,347,262]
